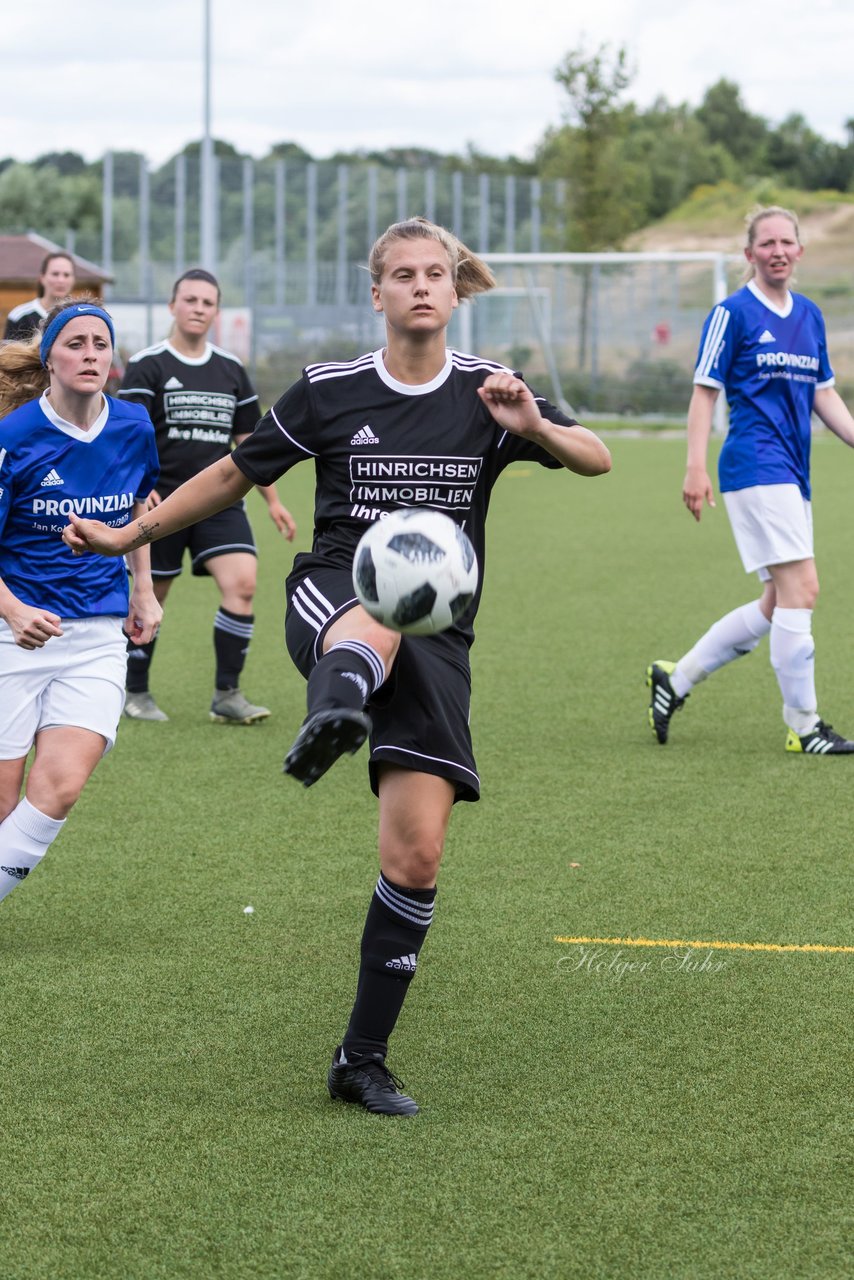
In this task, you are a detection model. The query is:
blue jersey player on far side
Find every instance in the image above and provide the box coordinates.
[647,205,854,754]
[0,300,161,909]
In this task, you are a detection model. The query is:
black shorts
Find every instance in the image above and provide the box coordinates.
[150,500,256,579]
[285,552,479,803]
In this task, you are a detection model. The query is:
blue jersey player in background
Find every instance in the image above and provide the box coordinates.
[647,205,854,754]
[0,300,160,909]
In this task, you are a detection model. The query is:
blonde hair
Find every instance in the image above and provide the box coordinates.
[0,334,48,415]
[368,216,496,300]
[743,205,801,281]
[0,293,105,416]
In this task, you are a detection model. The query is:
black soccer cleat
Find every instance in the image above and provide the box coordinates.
[646,659,688,745]
[283,707,371,787]
[785,720,854,755]
[327,1046,419,1116]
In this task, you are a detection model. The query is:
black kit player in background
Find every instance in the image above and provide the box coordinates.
[4,252,77,341]
[118,269,296,724]
[64,218,612,1115]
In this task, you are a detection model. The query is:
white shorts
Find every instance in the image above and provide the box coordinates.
[722,484,814,582]
[0,616,127,760]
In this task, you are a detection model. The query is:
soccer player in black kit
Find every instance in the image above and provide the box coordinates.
[64,219,611,1115]
[4,252,76,341]
[118,269,295,723]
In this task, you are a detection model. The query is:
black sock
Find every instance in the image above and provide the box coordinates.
[214,608,253,691]
[342,873,436,1060]
[306,641,385,717]
[126,636,157,693]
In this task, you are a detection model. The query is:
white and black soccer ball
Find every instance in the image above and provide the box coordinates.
[352,509,479,635]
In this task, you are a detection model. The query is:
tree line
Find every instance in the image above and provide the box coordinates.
[1,46,852,261]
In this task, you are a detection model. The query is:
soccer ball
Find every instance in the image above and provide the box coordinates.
[352,508,479,635]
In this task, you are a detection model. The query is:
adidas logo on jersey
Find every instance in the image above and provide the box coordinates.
[758,329,776,344]
[350,425,379,446]
[40,468,64,487]
[385,952,417,972]
[164,376,184,390]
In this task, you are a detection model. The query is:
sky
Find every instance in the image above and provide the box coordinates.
[2,0,852,167]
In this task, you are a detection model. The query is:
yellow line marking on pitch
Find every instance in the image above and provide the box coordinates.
[554,935,854,954]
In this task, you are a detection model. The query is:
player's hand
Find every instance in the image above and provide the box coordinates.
[124,587,163,645]
[63,515,129,557]
[267,500,297,541]
[6,603,63,650]
[145,489,162,510]
[683,466,716,522]
[477,373,543,437]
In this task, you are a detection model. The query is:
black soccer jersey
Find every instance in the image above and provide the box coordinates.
[4,299,47,341]
[118,340,260,494]
[233,348,578,635]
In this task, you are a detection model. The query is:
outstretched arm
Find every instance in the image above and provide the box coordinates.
[477,373,611,476]
[683,385,718,522]
[63,456,253,557]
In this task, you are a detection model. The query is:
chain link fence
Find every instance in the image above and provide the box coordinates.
[45,153,854,416]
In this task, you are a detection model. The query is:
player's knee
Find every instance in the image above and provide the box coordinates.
[325,610,400,676]
[229,579,255,609]
[29,773,87,818]
[789,579,819,610]
[773,566,819,611]
[371,626,400,675]
[351,614,400,668]
[380,832,445,888]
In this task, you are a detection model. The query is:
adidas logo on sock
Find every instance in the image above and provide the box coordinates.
[342,671,369,699]
[164,376,184,390]
[1,866,29,880]
[40,468,64,487]
[350,425,379,446]
[758,329,776,344]
[385,952,417,972]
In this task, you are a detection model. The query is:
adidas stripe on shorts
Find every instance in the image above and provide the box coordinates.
[148,500,256,578]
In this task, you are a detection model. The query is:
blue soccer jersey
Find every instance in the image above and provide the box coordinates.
[0,394,159,618]
[693,281,834,499]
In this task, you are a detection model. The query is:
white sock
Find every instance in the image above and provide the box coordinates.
[769,607,819,733]
[672,600,771,697]
[0,797,65,903]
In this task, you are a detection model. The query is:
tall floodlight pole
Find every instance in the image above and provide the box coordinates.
[200,0,215,269]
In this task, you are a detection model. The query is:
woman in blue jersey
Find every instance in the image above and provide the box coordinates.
[0,299,161,909]
[64,218,612,1115]
[648,205,854,754]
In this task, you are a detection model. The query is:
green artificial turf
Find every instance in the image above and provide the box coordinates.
[1,438,851,1279]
